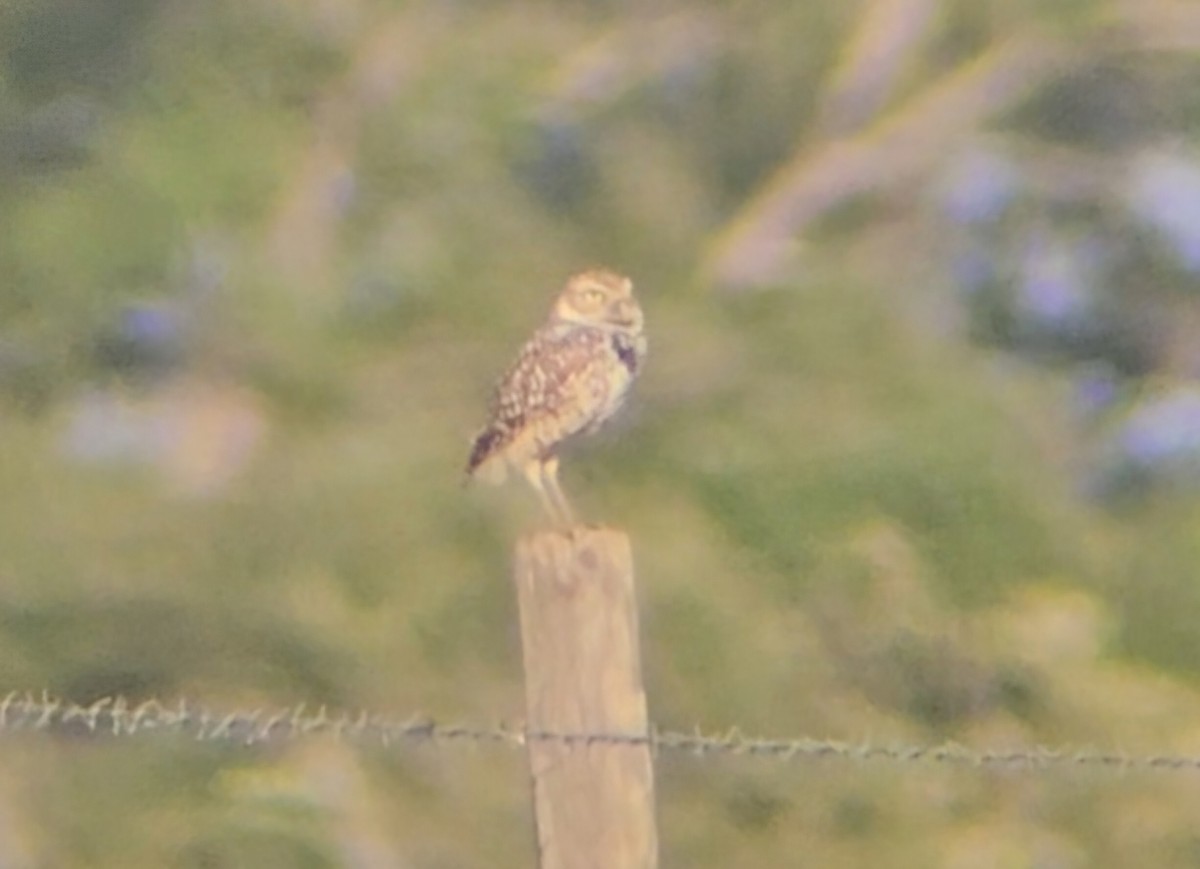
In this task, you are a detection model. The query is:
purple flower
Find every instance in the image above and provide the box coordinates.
[1014,232,1101,332]
[122,304,181,349]
[1073,366,1120,420]
[1117,387,1200,470]
[1125,148,1200,275]
[936,148,1022,226]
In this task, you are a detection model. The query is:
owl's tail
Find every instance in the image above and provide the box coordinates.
[464,426,509,485]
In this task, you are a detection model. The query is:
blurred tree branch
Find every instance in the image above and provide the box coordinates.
[706,32,1073,291]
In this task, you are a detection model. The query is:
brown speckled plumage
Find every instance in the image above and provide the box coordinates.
[466,269,646,523]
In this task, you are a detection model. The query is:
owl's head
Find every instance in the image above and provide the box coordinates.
[551,269,642,333]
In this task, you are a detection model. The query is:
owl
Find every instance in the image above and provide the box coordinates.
[466,269,647,524]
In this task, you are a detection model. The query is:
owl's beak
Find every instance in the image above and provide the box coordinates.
[608,298,640,327]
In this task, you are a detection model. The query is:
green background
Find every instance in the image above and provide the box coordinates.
[3,0,1200,865]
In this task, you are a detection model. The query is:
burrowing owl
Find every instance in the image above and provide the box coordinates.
[466,269,646,523]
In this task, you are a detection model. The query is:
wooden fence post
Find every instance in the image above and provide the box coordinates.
[513,527,658,869]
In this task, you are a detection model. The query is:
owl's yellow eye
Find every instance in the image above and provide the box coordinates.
[581,288,605,304]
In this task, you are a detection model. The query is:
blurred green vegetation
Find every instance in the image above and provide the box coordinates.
[4,0,1200,865]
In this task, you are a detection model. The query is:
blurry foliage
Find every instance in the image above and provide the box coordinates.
[4,0,1200,865]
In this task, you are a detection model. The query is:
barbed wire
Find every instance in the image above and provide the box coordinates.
[3,690,1200,774]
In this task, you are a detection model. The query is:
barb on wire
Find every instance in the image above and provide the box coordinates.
[2,690,1200,774]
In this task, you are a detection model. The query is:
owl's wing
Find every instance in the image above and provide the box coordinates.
[466,329,609,477]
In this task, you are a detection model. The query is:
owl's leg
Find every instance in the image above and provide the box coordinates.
[521,459,562,523]
[540,455,576,525]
